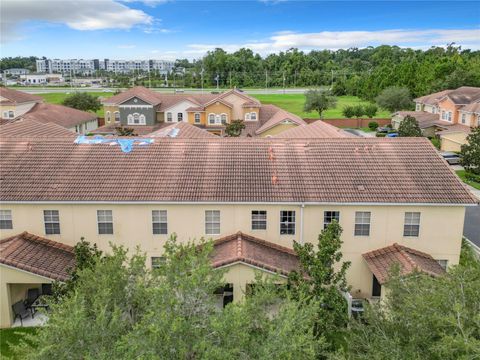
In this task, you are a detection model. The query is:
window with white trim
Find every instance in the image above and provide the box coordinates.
[416,104,421,111]
[252,210,267,230]
[323,211,340,229]
[441,111,446,120]
[245,112,251,121]
[447,112,452,122]
[208,113,215,124]
[151,257,166,269]
[152,210,168,235]
[177,113,183,122]
[221,113,227,123]
[127,113,146,125]
[403,212,420,237]
[250,112,257,121]
[106,111,111,123]
[354,211,371,236]
[215,114,221,124]
[0,210,12,229]
[432,107,436,114]
[8,111,14,118]
[280,210,295,235]
[205,210,220,235]
[114,111,120,121]
[461,113,466,124]
[194,113,201,123]
[44,210,60,235]
[166,112,173,122]
[436,259,448,270]
[97,210,113,234]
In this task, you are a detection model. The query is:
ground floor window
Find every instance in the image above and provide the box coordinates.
[194,113,201,123]
[251,210,267,230]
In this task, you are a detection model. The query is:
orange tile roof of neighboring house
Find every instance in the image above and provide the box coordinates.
[0,87,43,105]
[255,108,307,135]
[395,111,442,128]
[147,122,216,138]
[102,86,164,106]
[459,102,480,114]
[436,124,472,136]
[0,137,476,204]
[273,120,356,139]
[0,119,76,138]
[414,90,453,106]
[362,243,445,284]
[0,232,75,281]
[212,231,299,275]
[22,103,97,129]
[442,86,480,105]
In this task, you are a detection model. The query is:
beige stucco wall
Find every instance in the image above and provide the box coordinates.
[0,102,37,119]
[222,93,250,120]
[187,112,206,125]
[205,102,232,125]
[260,122,298,137]
[103,105,119,124]
[0,265,52,328]
[438,98,459,124]
[163,100,198,123]
[440,132,468,152]
[0,203,466,301]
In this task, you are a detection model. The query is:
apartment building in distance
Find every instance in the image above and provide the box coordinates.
[392,86,480,151]
[97,86,308,137]
[0,135,476,327]
[36,59,175,75]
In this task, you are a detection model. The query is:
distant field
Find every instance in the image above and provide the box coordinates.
[252,94,390,119]
[38,92,109,117]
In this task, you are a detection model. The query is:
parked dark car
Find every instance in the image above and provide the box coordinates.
[440,151,461,165]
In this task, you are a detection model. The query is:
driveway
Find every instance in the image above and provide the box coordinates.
[464,205,480,248]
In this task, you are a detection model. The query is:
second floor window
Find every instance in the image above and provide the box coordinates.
[127,113,146,125]
[166,112,173,122]
[97,210,113,234]
[0,210,13,229]
[208,114,215,124]
[44,210,60,235]
[250,112,257,120]
[280,210,295,235]
[447,112,452,122]
[194,113,201,123]
[205,210,220,235]
[152,210,168,235]
[251,210,267,230]
[177,113,183,122]
[461,113,466,124]
[404,212,420,237]
[221,113,228,123]
[324,211,340,229]
[354,211,371,236]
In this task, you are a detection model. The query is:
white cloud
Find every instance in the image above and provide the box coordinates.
[0,0,153,43]
[186,28,480,56]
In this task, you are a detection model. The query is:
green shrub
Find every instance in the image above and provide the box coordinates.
[376,132,387,137]
[430,137,441,149]
[368,121,379,131]
[465,172,480,183]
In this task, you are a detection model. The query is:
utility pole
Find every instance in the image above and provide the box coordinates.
[215,73,219,90]
[283,72,286,95]
[265,70,268,93]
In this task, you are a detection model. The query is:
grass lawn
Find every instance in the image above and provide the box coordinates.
[38,92,109,117]
[252,94,390,119]
[0,327,38,359]
[456,170,480,190]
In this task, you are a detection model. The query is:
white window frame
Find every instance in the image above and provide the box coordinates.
[127,112,146,125]
[415,104,421,111]
[97,210,113,235]
[114,111,120,122]
[208,113,216,125]
[194,113,201,123]
[323,211,340,229]
[152,210,168,235]
[2,111,8,119]
[8,110,14,118]
[220,113,228,123]
[166,112,173,122]
[251,210,267,230]
[0,210,13,230]
[44,210,60,235]
[106,111,111,123]
[403,212,420,237]
[280,210,295,235]
[441,110,446,120]
[245,112,251,121]
[354,211,371,236]
[461,113,466,124]
[205,210,220,235]
[447,112,452,122]
[250,112,257,121]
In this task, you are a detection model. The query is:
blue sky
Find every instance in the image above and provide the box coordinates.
[1,1,479,59]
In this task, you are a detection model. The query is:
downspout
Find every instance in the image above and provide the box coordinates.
[300,202,305,244]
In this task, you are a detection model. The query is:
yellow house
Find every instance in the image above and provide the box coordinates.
[0,136,476,327]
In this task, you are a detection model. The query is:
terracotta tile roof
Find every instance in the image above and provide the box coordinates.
[22,103,97,129]
[414,90,453,106]
[0,119,76,138]
[274,120,356,139]
[204,89,260,107]
[255,107,306,135]
[147,122,215,138]
[443,86,480,105]
[395,111,441,128]
[362,243,445,284]
[102,86,164,106]
[0,232,75,281]
[0,88,43,105]
[0,137,476,204]
[211,231,299,275]
[437,124,472,136]
[459,102,480,114]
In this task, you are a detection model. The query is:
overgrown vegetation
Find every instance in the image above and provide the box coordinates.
[303,89,337,118]
[398,115,422,137]
[461,127,480,176]
[62,92,102,113]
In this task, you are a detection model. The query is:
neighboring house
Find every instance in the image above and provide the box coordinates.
[0,119,76,138]
[0,136,476,326]
[393,86,480,151]
[0,88,98,134]
[0,87,42,120]
[100,87,306,137]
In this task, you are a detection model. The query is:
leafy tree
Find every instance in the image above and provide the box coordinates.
[342,105,355,119]
[288,221,351,349]
[62,92,101,113]
[115,126,137,136]
[375,86,412,112]
[368,121,379,131]
[340,264,480,359]
[364,104,378,118]
[225,119,245,137]
[398,115,422,137]
[352,105,364,118]
[304,90,337,118]
[461,126,480,175]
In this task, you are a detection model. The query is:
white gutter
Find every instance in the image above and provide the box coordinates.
[300,203,305,244]
[0,201,476,207]
[214,261,288,278]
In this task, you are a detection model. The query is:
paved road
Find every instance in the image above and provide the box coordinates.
[464,205,480,247]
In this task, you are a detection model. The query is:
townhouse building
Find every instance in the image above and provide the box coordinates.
[0,136,476,327]
[98,86,307,137]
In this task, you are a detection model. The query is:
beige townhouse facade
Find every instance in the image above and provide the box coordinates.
[0,136,476,327]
